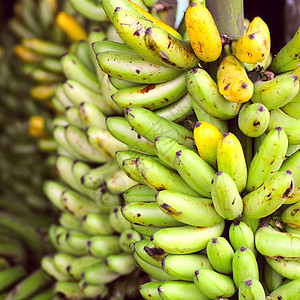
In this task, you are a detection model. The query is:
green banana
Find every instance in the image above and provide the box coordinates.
[150,221,225,254]
[81,213,115,236]
[155,190,224,227]
[61,52,100,93]
[158,280,209,300]
[78,102,107,129]
[229,221,256,254]
[74,40,98,72]
[87,235,122,257]
[246,127,289,192]
[206,236,235,275]
[78,281,109,299]
[43,180,67,210]
[106,116,156,155]
[144,26,200,69]
[238,278,266,300]
[154,93,193,123]
[64,230,90,255]
[211,171,243,220]
[109,75,140,89]
[281,99,300,119]
[139,281,163,300]
[97,50,183,84]
[174,149,215,197]
[41,255,72,281]
[243,170,294,219]
[251,73,299,109]
[268,108,300,145]
[55,83,74,107]
[109,206,132,233]
[58,212,81,231]
[62,79,115,115]
[194,268,236,300]
[268,26,300,74]
[54,281,85,299]
[65,106,85,128]
[53,252,76,277]
[30,288,55,300]
[255,225,300,258]
[92,40,132,55]
[120,157,148,184]
[238,102,270,137]
[41,57,63,73]
[111,72,187,110]
[0,266,27,292]
[70,0,107,21]
[122,184,156,203]
[135,155,199,196]
[131,223,162,237]
[232,247,259,288]
[187,67,242,120]
[161,253,213,281]
[263,259,286,293]
[119,228,142,253]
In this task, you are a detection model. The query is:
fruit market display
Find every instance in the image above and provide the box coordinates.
[1,0,300,299]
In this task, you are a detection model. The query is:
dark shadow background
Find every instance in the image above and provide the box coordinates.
[1,1,299,55]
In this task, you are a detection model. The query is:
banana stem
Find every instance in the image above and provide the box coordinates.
[205,0,244,38]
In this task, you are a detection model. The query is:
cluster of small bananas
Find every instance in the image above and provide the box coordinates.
[4,0,300,299]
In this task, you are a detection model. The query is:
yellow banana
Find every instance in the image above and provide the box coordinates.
[231,16,271,65]
[217,54,254,103]
[13,44,44,64]
[185,0,222,62]
[194,120,222,169]
[56,12,88,42]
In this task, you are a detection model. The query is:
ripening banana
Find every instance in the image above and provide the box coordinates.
[255,225,300,258]
[251,73,299,109]
[78,102,107,129]
[194,121,222,169]
[122,184,156,203]
[206,237,235,275]
[150,221,225,254]
[143,26,200,69]
[231,16,270,65]
[158,280,210,300]
[280,201,300,228]
[211,171,243,220]
[217,54,254,103]
[155,190,224,227]
[194,268,236,300]
[281,100,300,119]
[268,25,300,74]
[187,67,242,120]
[268,108,300,145]
[246,127,288,192]
[238,278,266,300]
[263,259,286,293]
[174,148,216,198]
[216,131,247,193]
[139,281,163,300]
[185,0,222,62]
[243,170,294,219]
[238,102,270,137]
[161,253,213,281]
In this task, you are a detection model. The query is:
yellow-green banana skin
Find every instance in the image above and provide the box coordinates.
[139,281,164,300]
[268,26,300,74]
[194,268,236,299]
[150,221,225,254]
[255,225,300,257]
[268,278,300,299]
[265,256,300,280]
[243,170,294,219]
[246,127,288,192]
[156,190,223,227]
[268,108,300,145]
[251,74,299,109]
[211,171,243,220]
[238,278,266,300]
[281,201,300,228]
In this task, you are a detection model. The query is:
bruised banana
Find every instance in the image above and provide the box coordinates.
[150,221,225,254]
[143,26,200,69]
[251,73,299,109]
[211,171,243,220]
[155,190,224,227]
[246,127,288,192]
[185,0,222,62]
[111,72,187,110]
[255,225,300,258]
[217,54,254,103]
[97,51,183,84]
[243,170,294,219]
[206,236,234,275]
[187,67,242,120]
[194,121,222,169]
[238,102,270,137]
[231,16,270,65]
[217,131,247,193]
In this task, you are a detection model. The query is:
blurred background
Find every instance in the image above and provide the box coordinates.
[0,0,299,57]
